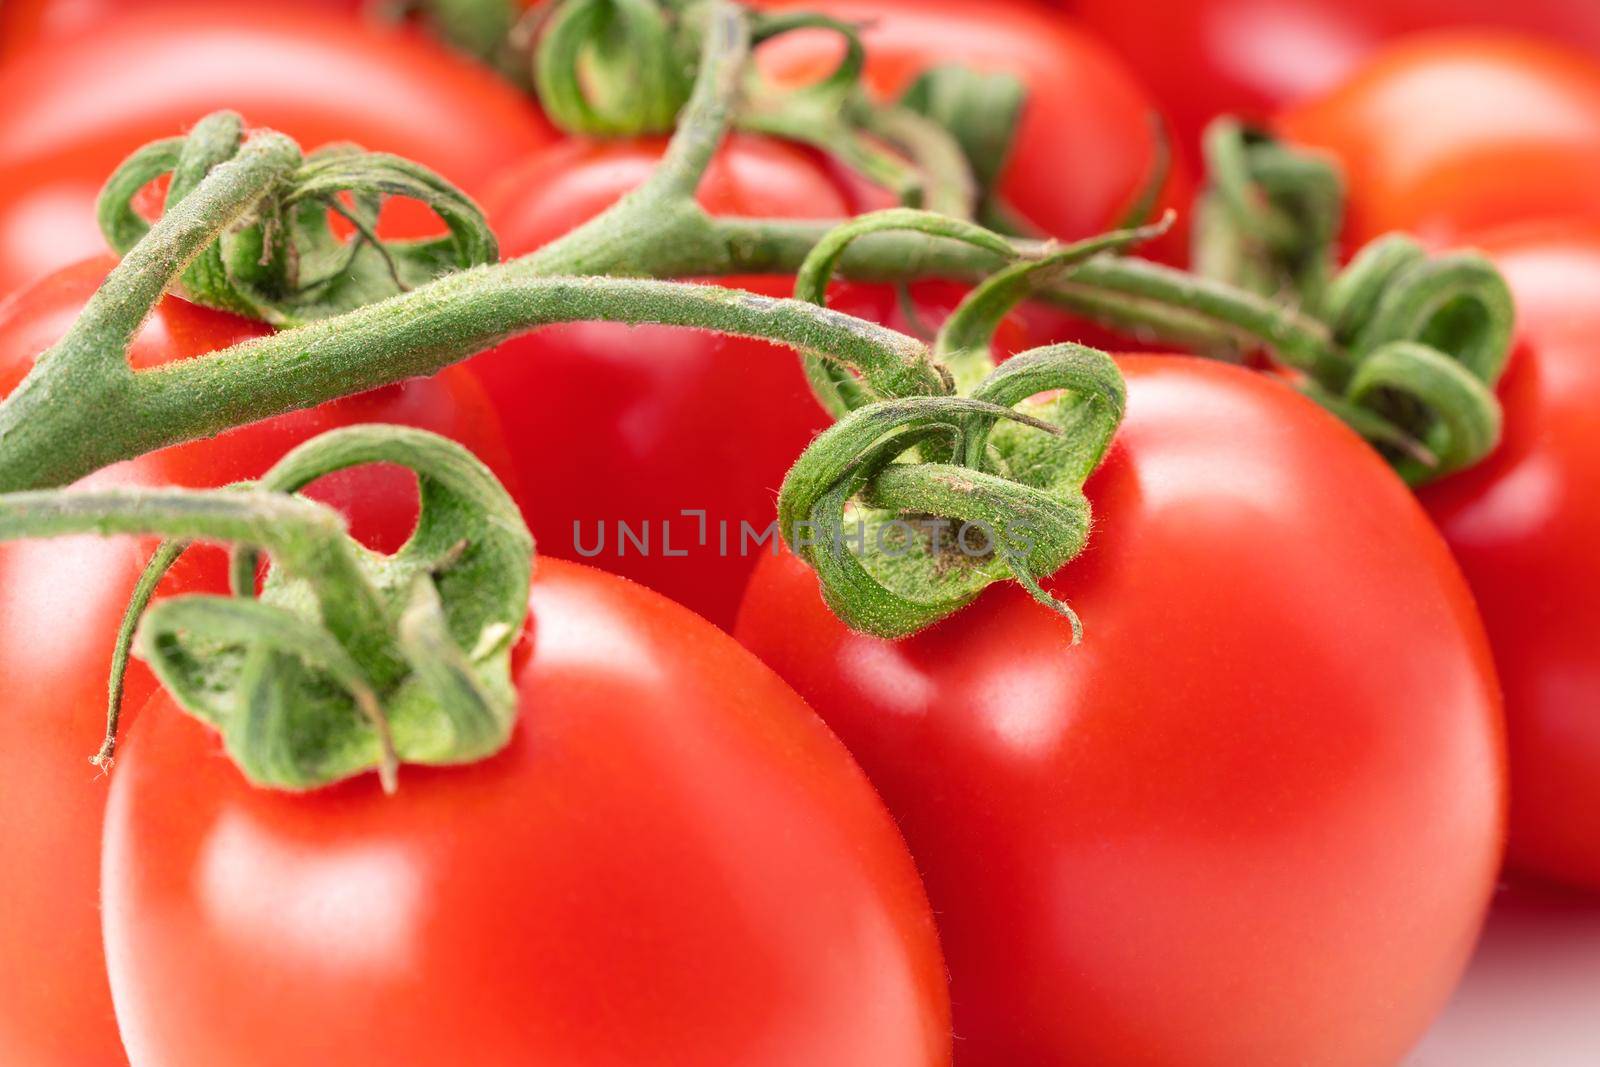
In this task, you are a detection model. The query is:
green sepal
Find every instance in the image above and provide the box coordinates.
[780,345,1124,639]
[1193,118,1345,310]
[97,111,498,328]
[127,425,531,792]
[532,0,697,136]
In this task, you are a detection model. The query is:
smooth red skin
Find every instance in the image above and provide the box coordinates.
[472,135,852,629]
[0,257,512,1066]
[0,2,554,297]
[736,356,1505,1066]
[0,0,364,55]
[1419,227,1600,891]
[1069,0,1600,169]
[102,556,951,1067]
[1278,34,1600,248]
[751,0,1191,263]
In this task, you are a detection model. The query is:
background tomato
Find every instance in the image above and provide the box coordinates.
[1068,0,1600,167]
[0,0,365,57]
[103,556,951,1067]
[753,0,1190,261]
[471,134,846,629]
[0,256,513,1066]
[1277,34,1600,247]
[0,2,554,298]
[737,356,1504,1065]
[1419,226,1600,892]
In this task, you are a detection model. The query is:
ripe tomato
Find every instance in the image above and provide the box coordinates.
[0,256,513,1066]
[0,2,553,297]
[1071,0,1600,168]
[0,0,365,56]
[1277,34,1600,247]
[1419,226,1600,892]
[752,0,1190,261]
[470,135,847,629]
[736,356,1504,1065]
[102,556,951,1067]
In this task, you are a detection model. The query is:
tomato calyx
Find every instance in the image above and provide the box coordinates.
[1186,119,1515,483]
[529,0,698,136]
[1193,118,1346,307]
[778,210,1167,638]
[0,425,533,793]
[528,0,989,216]
[97,110,499,328]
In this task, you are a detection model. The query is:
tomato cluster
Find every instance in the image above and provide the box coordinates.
[1,1,1599,1065]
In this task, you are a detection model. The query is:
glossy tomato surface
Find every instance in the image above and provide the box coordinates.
[0,257,511,1066]
[102,556,952,1067]
[1279,34,1600,247]
[1070,0,1600,166]
[1420,227,1600,891]
[472,135,849,629]
[752,0,1190,261]
[737,356,1505,1065]
[0,2,553,297]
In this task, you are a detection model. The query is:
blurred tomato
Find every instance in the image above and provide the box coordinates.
[1068,0,1600,166]
[0,0,364,55]
[471,135,844,628]
[1279,34,1600,247]
[0,2,553,297]
[1421,225,1600,892]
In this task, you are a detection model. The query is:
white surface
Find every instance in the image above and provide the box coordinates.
[1407,883,1600,1066]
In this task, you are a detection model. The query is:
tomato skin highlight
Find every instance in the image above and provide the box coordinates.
[1419,226,1600,891]
[102,556,951,1067]
[752,0,1190,262]
[471,135,850,629]
[1069,0,1600,168]
[1278,33,1600,247]
[736,356,1505,1065]
[0,2,554,298]
[0,257,513,1066]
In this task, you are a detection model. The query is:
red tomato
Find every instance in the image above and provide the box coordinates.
[752,0,1190,261]
[102,556,951,1067]
[0,2,554,297]
[0,0,364,56]
[1070,0,1600,166]
[1278,34,1600,247]
[736,356,1505,1065]
[471,135,847,629]
[1419,226,1600,891]
[0,257,513,1065]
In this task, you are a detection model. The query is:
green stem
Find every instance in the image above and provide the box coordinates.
[96,538,187,772]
